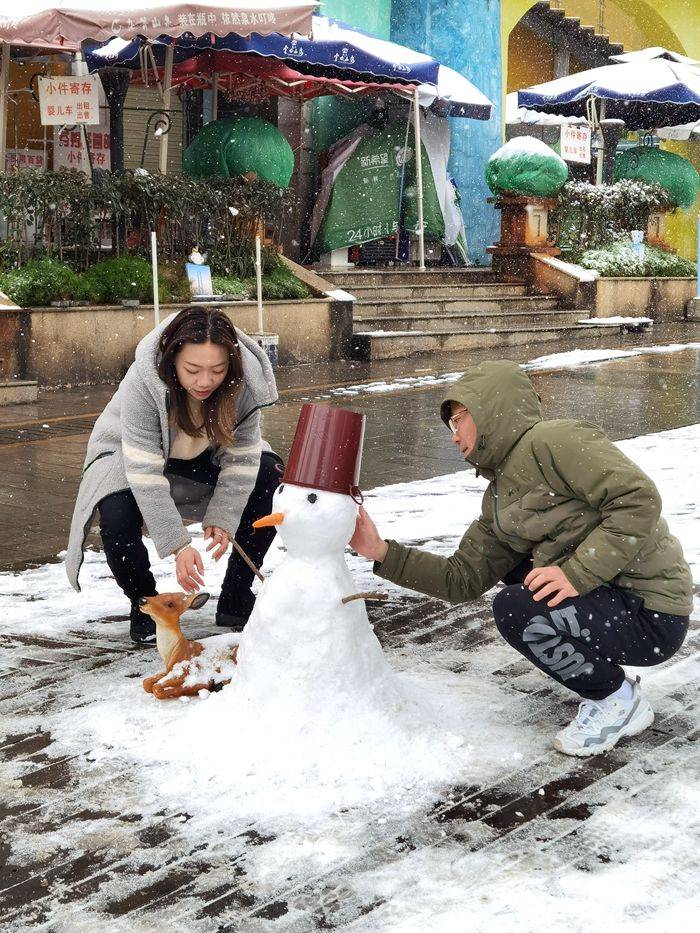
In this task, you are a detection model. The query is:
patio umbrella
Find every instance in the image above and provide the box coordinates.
[0,2,318,176]
[0,3,318,325]
[86,22,493,268]
[85,14,440,86]
[86,29,493,119]
[0,2,318,45]
[517,52,700,131]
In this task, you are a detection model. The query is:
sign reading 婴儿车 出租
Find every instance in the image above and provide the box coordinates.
[318,124,445,253]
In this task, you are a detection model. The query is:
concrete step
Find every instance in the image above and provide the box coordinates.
[354,308,586,333]
[345,282,528,300]
[0,380,38,406]
[350,323,619,361]
[319,267,502,288]
[353,295,560,317]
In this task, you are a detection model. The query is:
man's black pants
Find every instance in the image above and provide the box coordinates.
[98,450,282,623]
[492,559,688,700]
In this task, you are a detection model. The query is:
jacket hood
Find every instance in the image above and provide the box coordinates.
[134,311,278,415]
[440,360,541,474]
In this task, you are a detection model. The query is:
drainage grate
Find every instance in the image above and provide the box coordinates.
[0,416,97,447]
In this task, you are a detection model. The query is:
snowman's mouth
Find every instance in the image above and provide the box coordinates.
[252,512,285,529]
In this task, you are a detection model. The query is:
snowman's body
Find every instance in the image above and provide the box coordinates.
[234,483,399,717]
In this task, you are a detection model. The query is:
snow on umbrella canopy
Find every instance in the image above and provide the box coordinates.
[0,2,318,45]
[85,13,440,85]
[516,49,700,131]
[85,22,493,119]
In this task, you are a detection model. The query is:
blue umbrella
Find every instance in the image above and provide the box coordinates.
[517,54,700,130]
[86,14,441,86]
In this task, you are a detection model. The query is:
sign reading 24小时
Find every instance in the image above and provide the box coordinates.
[38,75,101,126]
[560,124,591,164]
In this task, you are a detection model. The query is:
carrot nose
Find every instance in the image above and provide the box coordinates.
[253,512,284,529]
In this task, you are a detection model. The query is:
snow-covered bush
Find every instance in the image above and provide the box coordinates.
[485,136,568,197]
[554,179,675,254]
[577,240,696,278]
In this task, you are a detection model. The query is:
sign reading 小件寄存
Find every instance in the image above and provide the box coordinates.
[38,75,101,125]
[560,124,591,164]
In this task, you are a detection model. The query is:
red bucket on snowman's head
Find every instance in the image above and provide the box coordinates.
[282,403,365,501]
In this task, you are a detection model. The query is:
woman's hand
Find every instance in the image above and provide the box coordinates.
[524,565,579,608]
[176,545,205,592]
[350,506,389,563]
[204,525,232,562]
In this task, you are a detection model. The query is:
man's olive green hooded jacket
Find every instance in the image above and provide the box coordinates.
[375,360,692,616]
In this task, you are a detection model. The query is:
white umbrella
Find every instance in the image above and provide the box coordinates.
[609,47,698,66]
[415,64,493,120]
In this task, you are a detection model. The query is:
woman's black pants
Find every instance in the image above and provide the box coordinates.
[98,450,282,625]
[492,558,688,701]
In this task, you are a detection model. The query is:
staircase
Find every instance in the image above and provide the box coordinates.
[523,2,625,66]
[321,268,615,361]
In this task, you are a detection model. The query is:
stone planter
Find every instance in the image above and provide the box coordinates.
[487,193,560,280]
[528,255,696,323]
[0,299,353,386]
[593,277,695,321]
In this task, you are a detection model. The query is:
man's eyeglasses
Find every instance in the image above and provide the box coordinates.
[448,410,469,434]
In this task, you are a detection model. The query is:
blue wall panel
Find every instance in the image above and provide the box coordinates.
[390,0,502,263]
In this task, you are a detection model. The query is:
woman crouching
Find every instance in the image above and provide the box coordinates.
[65,306,282,643]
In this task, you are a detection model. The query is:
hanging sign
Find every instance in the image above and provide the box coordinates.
[560,124,591,164]
[54,124,111,172]
[4,149,46,172]
[38,75,101,125]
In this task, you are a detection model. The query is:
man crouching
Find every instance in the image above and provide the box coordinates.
[351,360,691,756]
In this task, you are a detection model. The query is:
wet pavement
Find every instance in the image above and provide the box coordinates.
[0,321,698,570]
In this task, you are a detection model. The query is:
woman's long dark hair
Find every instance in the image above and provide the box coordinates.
[158,306,244,447]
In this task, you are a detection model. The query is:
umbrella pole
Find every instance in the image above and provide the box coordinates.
[595,98,606,185]
[255,234,264,334]
[151,230,160,327]
[396,102,411,261]
[158,45,174,174]
[211,73,219,121]
[0,42,10,173]
[413,88,426,272]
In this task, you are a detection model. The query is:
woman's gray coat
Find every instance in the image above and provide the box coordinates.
[65,313,278,592]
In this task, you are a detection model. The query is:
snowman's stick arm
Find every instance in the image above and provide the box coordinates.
[231,540,265,582]
[341,591,388,604]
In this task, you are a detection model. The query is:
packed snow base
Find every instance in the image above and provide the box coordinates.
[1,426,698,924]
[127,480,477,821]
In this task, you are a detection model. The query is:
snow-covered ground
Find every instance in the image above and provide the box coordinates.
[1,424,698,930]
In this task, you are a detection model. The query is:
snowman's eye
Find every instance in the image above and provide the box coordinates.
[307,493,318,503]
[278,484,284,493]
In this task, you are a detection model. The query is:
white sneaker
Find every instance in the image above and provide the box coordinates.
[553,675,654,757]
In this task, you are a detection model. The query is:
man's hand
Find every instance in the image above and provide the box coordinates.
[350,506,389,563]
[176,546,205,592]
[204,525,231,562]
[524,565,579,608]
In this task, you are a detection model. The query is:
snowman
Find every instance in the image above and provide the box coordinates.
[231,404,403,721]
